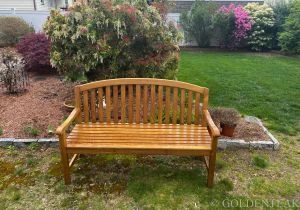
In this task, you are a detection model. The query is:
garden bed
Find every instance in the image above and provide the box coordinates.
[0,73,73,138]
[0,74,279,149]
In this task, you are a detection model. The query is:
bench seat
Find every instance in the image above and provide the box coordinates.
[66,123,212,155]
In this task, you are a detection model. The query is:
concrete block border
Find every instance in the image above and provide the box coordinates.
[0,138,58,148]
[217,116,280,151]
[0,116,279,150]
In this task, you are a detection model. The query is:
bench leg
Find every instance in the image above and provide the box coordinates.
[60,148,71,184]
[207,151,216,188]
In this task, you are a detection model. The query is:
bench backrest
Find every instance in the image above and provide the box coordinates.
[74,78,209,126]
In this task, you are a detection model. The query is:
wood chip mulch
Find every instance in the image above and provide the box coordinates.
[0,73,74,138]
[222,118,271,141]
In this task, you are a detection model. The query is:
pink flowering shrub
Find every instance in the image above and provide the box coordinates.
[217,4,252,48]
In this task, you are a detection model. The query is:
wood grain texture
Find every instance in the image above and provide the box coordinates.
[150,84,155,124]
[180,89,185,124]
[187,90,193,125]
[143,85,148,124]
[165,86,171,124]
[195,93,200,125]
[105,86,111,123]
[74,86,82,123]
[113,85,119,123]
[90,89,96,123]
[172,88,178,124]
[98,88,104,123]
[121,85,126,123]
[136,84,141,123]
[128,85,133,123]
[83,91,89,123]
[158,86,163,124]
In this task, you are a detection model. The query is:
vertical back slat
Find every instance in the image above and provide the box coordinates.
[143,85,148,123]
[158,86,163,124]
[150,85,156,124]
[187,90,193,125]
[113,85,119,123]
[172,88,178,124]
[74,86,82,123]
[105,86,111,123]
[121,85,126,123]
[202,88,209,126]
[83,91,89,123]
[136,85,141,123]
[98,88,103,122]
[180,89,185,124]
[195,93,200,125]
[90,89,96,123]
[165,86,170,124]
[128,85,133,123]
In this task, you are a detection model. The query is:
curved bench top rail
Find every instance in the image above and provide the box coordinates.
[77,78,208,94]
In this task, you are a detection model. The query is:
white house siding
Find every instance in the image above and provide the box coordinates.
[0,0,34,10]
[36,0,50,10]
[0,0,66,10]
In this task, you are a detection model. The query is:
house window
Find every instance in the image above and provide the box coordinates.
[41,0,45,5]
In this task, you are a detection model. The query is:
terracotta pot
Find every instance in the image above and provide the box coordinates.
[220,123,236,137]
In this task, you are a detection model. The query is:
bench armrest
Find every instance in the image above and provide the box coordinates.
[56,108,80,136]
[203,110,220,138]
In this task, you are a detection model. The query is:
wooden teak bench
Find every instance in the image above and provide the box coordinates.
[56,78,220,187]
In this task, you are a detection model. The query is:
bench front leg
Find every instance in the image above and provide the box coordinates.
[207,137,217,188]
[203,110,220,187]
[58,133,71,184]
[56,108,80,184]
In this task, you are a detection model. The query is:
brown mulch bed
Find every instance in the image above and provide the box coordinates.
[0,71,270,141]
[221,118,271,141]
[0,73,74,138]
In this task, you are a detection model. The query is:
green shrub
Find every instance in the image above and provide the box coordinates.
[179,0,217,47]
[268,0,290,49]
[44,0,181,82]
[0,17,34,47]
[279,0,300,54]
[0,128,3,136]
[214,11,236,48]
[245,3,276,51]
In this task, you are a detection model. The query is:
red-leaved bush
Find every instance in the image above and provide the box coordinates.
[16,33,52,71]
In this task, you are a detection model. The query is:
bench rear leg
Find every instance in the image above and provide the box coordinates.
[207,151,216,188]
[60,148,71,184]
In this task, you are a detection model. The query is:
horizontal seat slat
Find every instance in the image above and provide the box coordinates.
[70,130,209,135]
[67,136,211,142]
[76,123,207,130]
[67,143,211,150]
[68,141,211,146]
[68,135,210,142]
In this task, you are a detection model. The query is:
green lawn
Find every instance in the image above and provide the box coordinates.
[178,50,300,135]
[0,51,299,209]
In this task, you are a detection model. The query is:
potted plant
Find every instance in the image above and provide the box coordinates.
[209,107,240,137]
